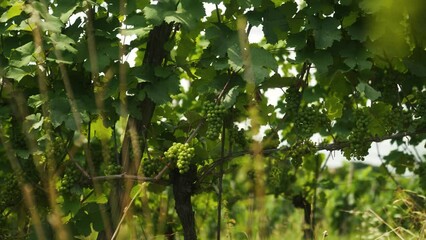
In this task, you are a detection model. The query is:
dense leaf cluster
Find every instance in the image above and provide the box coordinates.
[0,0,425,239]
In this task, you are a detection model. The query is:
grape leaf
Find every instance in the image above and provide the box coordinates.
[356,82,381,101]
[310,17,341,49]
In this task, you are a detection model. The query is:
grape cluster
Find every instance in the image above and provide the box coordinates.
[284,86,301,117]
[141,157,166,177]
[294,106,329,137]
[379,77,399,103]
[289,140,316,168]
[414,91,426,119]
[344,110,371,161]
[229,126,247,147]
[164,143,195,174]
[384,107,411,134]
[103,163,122,175]
[266,158,296,196]
[202,101,225,140]
[58,166,80,194]
[268,166,282,190]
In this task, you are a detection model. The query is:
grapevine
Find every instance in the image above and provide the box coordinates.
[229,125,247,147]
[289,140,316,168]
[283,85,301,117]
[58,166,81,194]
[384,107,412,134]
[141,157,167,177]
[164,142,195,174]
[343,110,371,161]
[103,163,122,175]
[202,101,225,140]
[414,91,426,120]
[294,105,329,137]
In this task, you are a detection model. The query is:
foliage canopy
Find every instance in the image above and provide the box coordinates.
[0,0,426,239]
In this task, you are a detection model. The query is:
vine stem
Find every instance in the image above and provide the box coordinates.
[375,142,401,187]
[111,183,145,240]
[85,129,426,187]
[91,173,168,185]
[216,119,226,240]
[196,129,426,184]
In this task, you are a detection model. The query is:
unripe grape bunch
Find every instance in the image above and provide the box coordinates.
[58,166,80,194]
[103,163,122,175]
[164,142,195,174]
[202,101,225,140]
[142,157,167,177]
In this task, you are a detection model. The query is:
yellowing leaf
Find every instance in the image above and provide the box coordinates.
[90,117,113,140]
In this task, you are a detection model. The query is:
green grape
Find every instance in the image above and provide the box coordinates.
[414,91,426,119]
[202,101,225,140]
[141,157,166,177]
[343,110,371,161]
[164,142,195,174]
[268,166,282,190]
[384,107,411,134]
[289,140,316,168]
[284,85,301,117]
[104,163,122,175]
[229,126,247,147]
[293,106,329,137]
[58,166,81,194]
[379,76,399,103]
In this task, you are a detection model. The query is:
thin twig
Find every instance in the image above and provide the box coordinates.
[111,183,145,240]
[369,209,405,240]
[215,4,221,24]
[216,120,226,240]
[375,142,401,187]
[91,173,168,185]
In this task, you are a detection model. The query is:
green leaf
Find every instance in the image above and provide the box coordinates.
[403,48,426,77]
[53,0,78,23]
[84,192,108,204]
[28,94,44,109]
[5,67,33,82]
[143,0,177,26]
[90,118,112,141]
[49,96,71,127]
[181,0,205,19]
[121,27,152,38]
[356,82,381,101]
[309,50,333,74]
[340,41,372,70]
[262,2,297,43]
[49,33,77,53]
[228,45,277,85]
[369,102,390,136]
[347,18,368,42]
[342,11,359,28]
[327,71,352,98]
[384,150,415,174]
[0,1,24,22]
[222,86,242,109]
[205,23,238,56]
[25,113,43,131]
[261,75,297,89]
[32,2,64,32]
[325,95,343,120]
[145,74,180,104]
[310,17,341,49]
